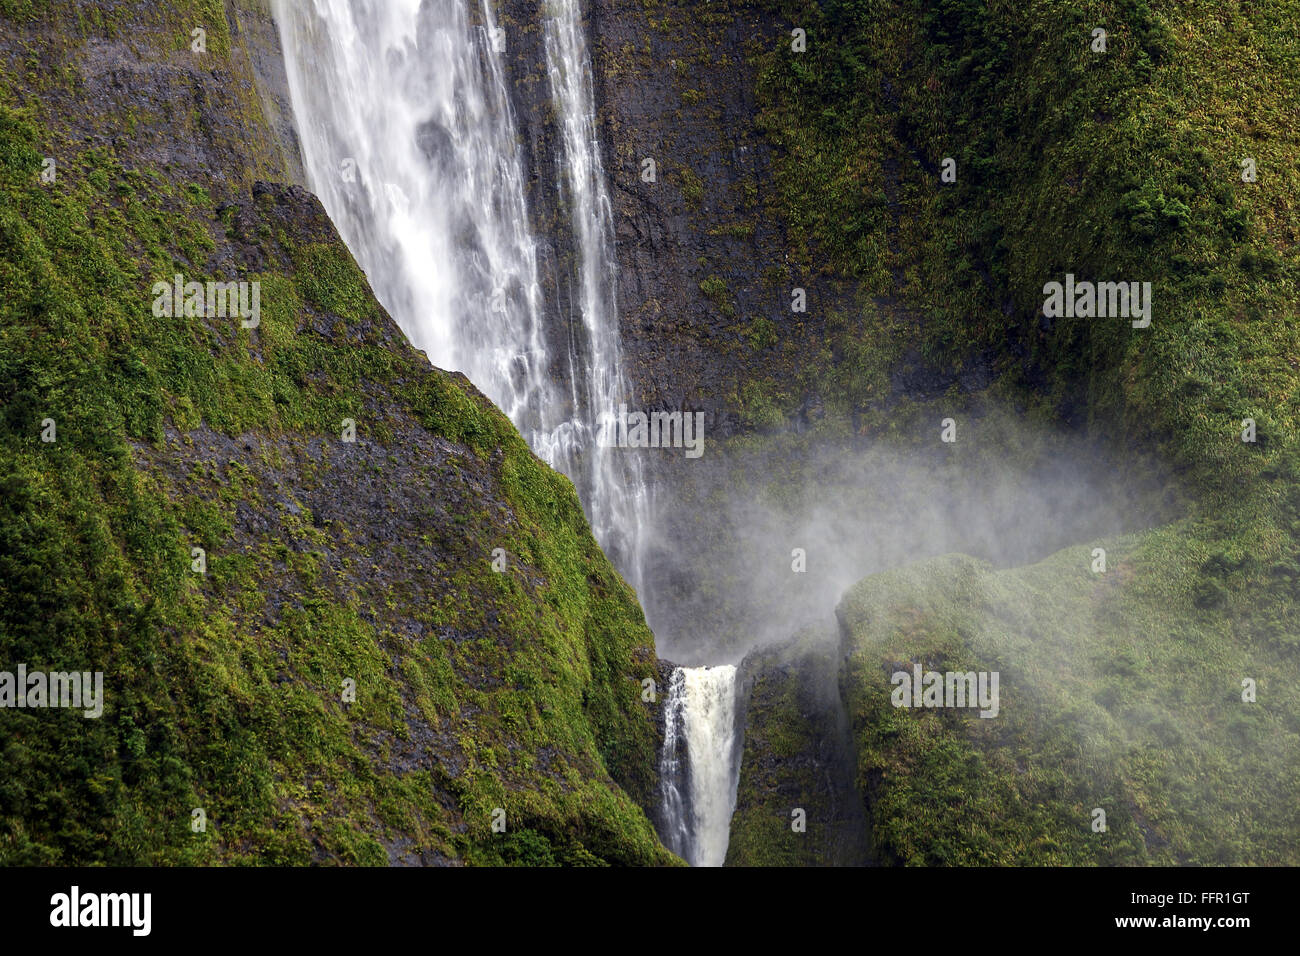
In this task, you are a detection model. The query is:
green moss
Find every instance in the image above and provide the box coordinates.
[744,316,778,350]
[698,273,735,316]
[0,20,675,865]
[752,0,1300,497]
[676,163,705,209]
[839,505,1300,865]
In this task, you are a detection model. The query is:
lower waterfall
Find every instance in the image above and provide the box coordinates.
[658,666,740,867]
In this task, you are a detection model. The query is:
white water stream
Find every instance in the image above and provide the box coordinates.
[273,0,648,586]
[659,666,740,867]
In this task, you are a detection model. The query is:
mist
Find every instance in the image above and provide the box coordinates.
[637,405,1180,666]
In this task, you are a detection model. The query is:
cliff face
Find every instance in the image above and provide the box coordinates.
[0,0,674,865]
[673,0,1300,865]
[724,629,869,866]
[591,0,785,434]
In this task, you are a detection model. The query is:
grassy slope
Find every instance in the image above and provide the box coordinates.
[0,1,675,865]
[725,0,1300,863]
[839,528,1300,865]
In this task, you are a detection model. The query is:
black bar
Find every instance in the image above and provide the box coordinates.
[0,866,1282,943]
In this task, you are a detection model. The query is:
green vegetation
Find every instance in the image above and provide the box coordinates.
[753,0,1300,490]
[3,0,1297,868]
[698,273,734,316]
[0,2,674,866]
[675,162,705,209]
[718,0,1300,865]
[840,522,1300,864]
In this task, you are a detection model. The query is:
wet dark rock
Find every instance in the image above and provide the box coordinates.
[415,118,457,170]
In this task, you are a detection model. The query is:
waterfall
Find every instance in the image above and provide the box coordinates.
[658,666,740,866]
[273,0,727,865]
[273,0,557,444]
[542,0,649,593]
[272,0,648,592]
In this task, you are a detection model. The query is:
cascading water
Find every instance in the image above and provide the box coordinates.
[273,0,558,444]
[272,0,648,591]
[658,666,740,867]
[274,0,727,865]
[542,0,650,592]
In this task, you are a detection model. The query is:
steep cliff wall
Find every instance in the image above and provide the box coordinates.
[725,629,869,866]
[0,0,674,865]
[577,1,1180,668]
[572,0,1300,863]
[3,0,1296,869]
[712,0,1300,865]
